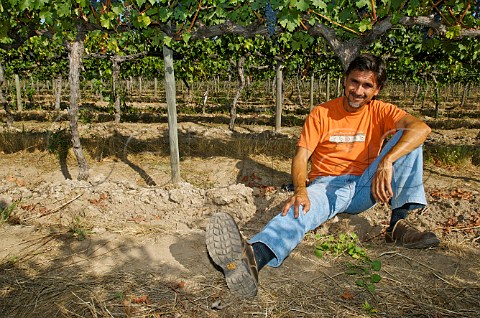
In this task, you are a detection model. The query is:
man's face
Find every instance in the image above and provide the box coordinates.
[343,70,381,111]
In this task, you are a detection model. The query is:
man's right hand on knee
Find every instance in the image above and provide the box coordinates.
[281,189,310,218]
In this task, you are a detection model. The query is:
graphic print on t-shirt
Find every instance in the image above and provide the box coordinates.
[329,133,366,143]
[326,129,366,153]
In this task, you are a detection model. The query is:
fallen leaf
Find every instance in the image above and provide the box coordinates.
[340,289,355,300]
[131,295,149,304]
[430,188,473,200]
[6,175,16,182]
[21,204,37,212]
[176,281,185,289]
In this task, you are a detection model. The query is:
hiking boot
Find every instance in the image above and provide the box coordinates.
[385,219,440,249]
[206,212,258,298]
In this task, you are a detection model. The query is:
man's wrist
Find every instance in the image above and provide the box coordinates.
[294,185,307,194]
[382,153,394,164]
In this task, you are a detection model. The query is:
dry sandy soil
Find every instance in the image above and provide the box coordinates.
[0,118,479,317]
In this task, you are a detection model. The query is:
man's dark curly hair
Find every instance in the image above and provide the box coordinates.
[345,54,387,88]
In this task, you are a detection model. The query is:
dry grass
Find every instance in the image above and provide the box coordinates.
[0,120,298,163]
[1,232,479,318]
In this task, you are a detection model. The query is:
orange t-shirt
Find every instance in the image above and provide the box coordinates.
[298,97,406,179]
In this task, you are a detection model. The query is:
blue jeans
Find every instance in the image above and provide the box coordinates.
[249,131,427,267]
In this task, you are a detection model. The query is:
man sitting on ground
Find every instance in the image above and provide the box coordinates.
[206,53,440,298]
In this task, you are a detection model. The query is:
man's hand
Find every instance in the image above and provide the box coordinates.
[284,146,312,218]
[281,188,310,218]
[371,114,431,204]
[371,158,393,203]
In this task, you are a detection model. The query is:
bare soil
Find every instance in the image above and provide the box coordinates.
[0,118,479,318]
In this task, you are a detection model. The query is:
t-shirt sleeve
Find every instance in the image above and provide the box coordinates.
[298,110,322,152]
[378,101,407,135]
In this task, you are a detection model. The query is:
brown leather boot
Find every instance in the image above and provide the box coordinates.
[385,219,440,249]
[206,212,258,298]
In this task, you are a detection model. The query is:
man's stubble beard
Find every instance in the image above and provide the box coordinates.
[348,101,362,108]
[347,95,364,108]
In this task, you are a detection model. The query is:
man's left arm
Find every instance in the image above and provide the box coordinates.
[372,114,431,203]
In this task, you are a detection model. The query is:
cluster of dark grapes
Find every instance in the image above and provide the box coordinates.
[89,0,100,10]
[357,5,368,19]
[123,7,133,29]
[433,3,442,23]
[265,1,277,37]
[474,0,480,19]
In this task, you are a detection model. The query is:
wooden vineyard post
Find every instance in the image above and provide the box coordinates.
[275,61,283,132]
[55,75,62,110]
[229,55,246,131]
[112,58,121,123]
[325,73,330,102]
[0,61,13,126]
[310,74,315,111]
[163,43,181,184]
[14,74,22,111]
[68,24,89,181]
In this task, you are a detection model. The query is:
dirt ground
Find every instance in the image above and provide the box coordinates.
[0,119,479,317]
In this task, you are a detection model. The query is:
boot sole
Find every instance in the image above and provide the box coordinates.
[206,212,258,298]
[402,236,440,249]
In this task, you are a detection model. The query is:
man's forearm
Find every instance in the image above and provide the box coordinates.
[292,161,308,194]
[384,118,431,163]
[291,147,311,194]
